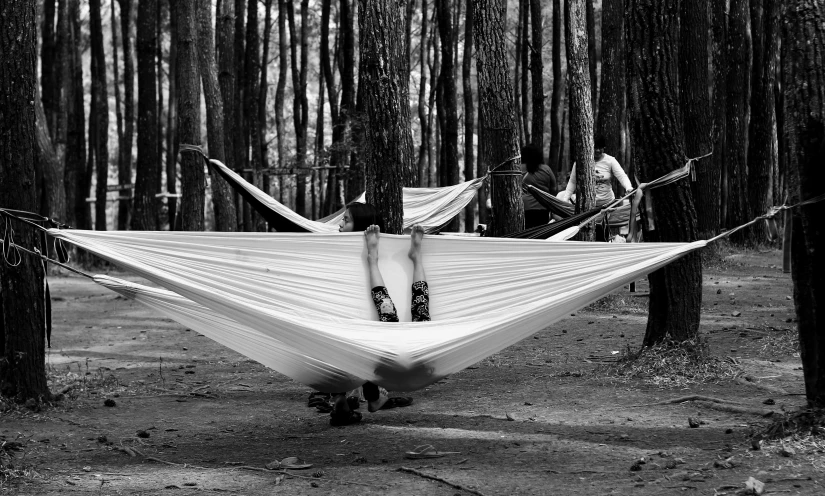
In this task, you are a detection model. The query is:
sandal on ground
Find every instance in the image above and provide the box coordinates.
[329,410,362,426]
[307,391,330,407]
[380,397,414,410]
[404,444,460,459]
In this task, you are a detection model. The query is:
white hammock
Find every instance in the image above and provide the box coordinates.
[206,158,486,233]
[50,228,706,392]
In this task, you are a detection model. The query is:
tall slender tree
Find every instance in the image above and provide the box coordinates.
[358,0,416,234]
[89,0,109,230]
[565,0,595,239]
[746,0,780,244]
[585,0,598,120]
[165,0,179,229]
[217,0,235,174]
[132,0,161,230]
[274,0,287,172]
[782,0,825,407]
[472,0,523,236]
[177,0,204,231]
[706,0,726,238]
[725,0,752,231]
[41,0,59,139]
[627,0,702,345]
[198,0,237,231]
[548,0,564,171]
[65,0,87,229]
[519,0,530,146]
[596,0,625,170]
[244,0,263,230]
[463,0,476,232]
[436,0,460,230]
[339,0,359,201]
[118,0,136,230]
[529,0,544,149]
[418,0,431,186]
[0,0,49,402]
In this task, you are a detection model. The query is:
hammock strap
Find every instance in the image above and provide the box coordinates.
[0,235,93,279]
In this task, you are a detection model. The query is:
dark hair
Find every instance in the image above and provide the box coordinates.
[346,202,383,232]
[521,144,544,174]
[594,135,607,150]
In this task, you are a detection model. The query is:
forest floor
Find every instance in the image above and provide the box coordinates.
[1,244,823,495]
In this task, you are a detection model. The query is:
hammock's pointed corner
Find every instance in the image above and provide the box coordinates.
[373,357,445,391]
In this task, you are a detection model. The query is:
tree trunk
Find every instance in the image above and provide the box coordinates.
[0,0,49,402]
[244,0,263,231]
[680,0,713,240]
[54,0,69,223]
[111,0,127,229]
[627,0,702,345]
[704,0,726,239]
[165,0,179,229]
[463,0,476,232]
[472,0,523,236]
[198,0,237,231]
[234,0,248,230]
[437,0,460,230]
[64,0,87,229]
[529,0,544,149]
[132,0,160,230]
[596,0,625,172]
[565,0,595,239]
[782,0,825,408]
[216,0,235,176]
[118,0,135,231]
[34,86,64,222]
[341,0,360,200]
[358,0,416,234]
[519,0,530,146]
[275,0,287,172]
[156,0,165,197]
[89,0,109,231]
[176,0,204,231]
[746,0,780,244]
[418,0,430,187]
[41,0,59,140]
[585,0,598,121]
[725,0,752,232]
[548,0,564,171]
[427,17,440,187]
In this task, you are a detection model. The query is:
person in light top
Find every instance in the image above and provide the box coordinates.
[557,135,634,207]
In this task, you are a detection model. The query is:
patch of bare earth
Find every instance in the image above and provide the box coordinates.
[2,247,822,495]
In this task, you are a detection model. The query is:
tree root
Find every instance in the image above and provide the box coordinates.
[630,395,745,407]
[398,466,489,496]
[693,401,774,417]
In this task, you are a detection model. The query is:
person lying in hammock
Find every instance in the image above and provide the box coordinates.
[317,202,421,426]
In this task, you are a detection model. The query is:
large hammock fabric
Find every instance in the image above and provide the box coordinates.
[49,228,707,392]
[202,156,485,234]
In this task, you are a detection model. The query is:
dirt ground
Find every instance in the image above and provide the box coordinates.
[2,244,823,495]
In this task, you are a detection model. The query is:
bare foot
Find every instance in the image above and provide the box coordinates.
[408,225,425,261]
[365,224,381,261]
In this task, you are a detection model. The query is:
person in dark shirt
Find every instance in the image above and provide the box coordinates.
[521,144,558,229]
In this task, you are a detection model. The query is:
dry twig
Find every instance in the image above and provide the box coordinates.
[398,466,489,496]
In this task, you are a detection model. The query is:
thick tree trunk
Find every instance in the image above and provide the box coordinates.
[0,0,49,402]
[463,0,476,232]
[89,0,109,231]
[217,0,235,175]
[437,0,460,230]
[176,0,204,231]
[565,0,595,240]
[529,0,544,149]
[64,0,87,229]
[627,0,702,345]
[198,0,237,232]
[704,0,726,239]
[472,0,523,236]
[132,0,160,230]
[118,0,135,231]
[782,0,825,408]
[746,0,780,244]
[548,0,564,171]
[596,0,625,171]
[725,0,752,232]
[680,0,713,240]
[585,0,598,121]
[358,0,416,234]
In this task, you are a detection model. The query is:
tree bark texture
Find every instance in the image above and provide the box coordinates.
[586,0,598,121]
[176,0,204,231]
[54,0,69,220]
[0,0,49,401]
[529,0,544,150]
[41,0,59,140]
[519,0,529,146]
[198,0,237,232]
[706,0,726,238]
[165,0,179,230]
[463,0,476,232]
[548,0,564,171]
[725,0,752,232]
[781,0,825,407]
[111,0,126,229]
[437,0,460,230]
[275,0,287,172]
[118,0,135,231]
[342,0,361,200]
[244,0,263,231]
[626,0,702,345]
[132,0,160,230]
[34,87,63,221]
[680,0,713,240]
[472,0,524,236]
[358,0,416,234]
[233,0,248,229]
[746,0,780,244]
[596,0,626,171]
[565,0,596,233]
[64,0,87,229]
[418,0,431,187]
[217,0,235,173]
[89,0,109,231]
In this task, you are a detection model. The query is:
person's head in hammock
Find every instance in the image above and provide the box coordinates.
[339,202,383,233]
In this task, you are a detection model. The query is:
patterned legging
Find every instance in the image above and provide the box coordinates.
[362,281,430,402]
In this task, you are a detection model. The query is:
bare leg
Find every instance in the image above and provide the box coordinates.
[408,225,426,283]
[365,225,386,289]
